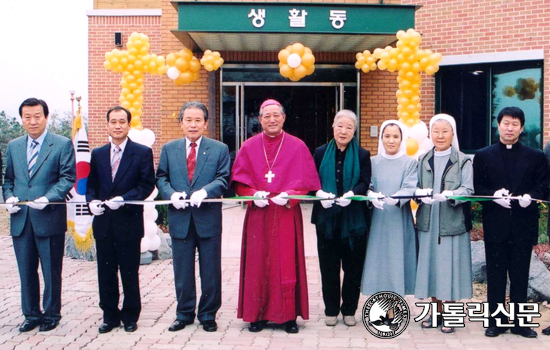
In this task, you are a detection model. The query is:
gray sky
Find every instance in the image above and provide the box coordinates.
[0,0,92,119]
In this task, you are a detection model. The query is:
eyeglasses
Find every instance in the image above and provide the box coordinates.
[431,130,452,137]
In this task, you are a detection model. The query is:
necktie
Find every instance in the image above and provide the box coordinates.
[28,140,39,176]
[111,145,121,181]
[187,142,197,182]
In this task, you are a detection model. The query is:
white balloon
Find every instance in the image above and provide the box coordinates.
[144,203,155,212]
[128,128,144,144]
[141,128,156,148]
[140,237,151,253]
[167,66,181,80]
[144,208,158,222]
[287,53,302,69]
[145,221,158,237]
[149,234,161,251]
[150,187,159,199]
[421,138,434,152]
[409,121,429,142]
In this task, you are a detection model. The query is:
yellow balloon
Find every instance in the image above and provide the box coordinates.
[189,58,201,72]
[294,65,308,79]
[175,58,189,71]
[166,53,177,66]
[103,61,112,70]
[405,137,419,155]
[425,65,437,75]
[291,43,305,56]
[306,65,315,75]
[301,53,315,67]
[278,49,291,63]
[377,60,387,70]
[388,59,398,71]
[121,100,131,109]
[181,49,193,61]
[280,64,292,78]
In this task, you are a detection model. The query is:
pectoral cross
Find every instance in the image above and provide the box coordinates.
[265,170,275,183]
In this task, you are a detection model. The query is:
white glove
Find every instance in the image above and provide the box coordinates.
[5,196,21,214]
[253,191,270,208]
[171,191,188,210]
[26,196,49,210]
[433,190,453,202]
[89,200,105,216]
[316,189,335,209]
[105,196,124,210]
[368,191,385,210]
[383,196,399,206]
[415,188,434,205]
[190,189,208,208]
[518,193,532,208]
[493,188,511,209]
[271,192,289,206]
[336,190,354,207]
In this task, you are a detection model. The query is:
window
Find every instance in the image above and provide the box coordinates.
[435,60,543,152]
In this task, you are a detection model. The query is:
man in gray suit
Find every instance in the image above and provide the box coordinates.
[157,101,230,333]
[3,98,76,332]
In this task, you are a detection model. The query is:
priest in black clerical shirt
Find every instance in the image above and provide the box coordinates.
[474,106,549,339]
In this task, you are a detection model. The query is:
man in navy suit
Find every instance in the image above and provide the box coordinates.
[86,106,155,334]
[474,106,549,338]
[3,98,76,332]
[157,101,230,332]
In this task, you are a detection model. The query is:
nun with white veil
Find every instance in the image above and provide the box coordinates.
[361,120,418,297]
[414,113,473,334]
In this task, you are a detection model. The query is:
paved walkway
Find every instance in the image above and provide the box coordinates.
[2,204,550,349]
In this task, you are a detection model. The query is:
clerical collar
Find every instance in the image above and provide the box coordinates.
[434,148,451,156]
[263,130,284,138]
[381,150,405,160]
[499,141,519,151]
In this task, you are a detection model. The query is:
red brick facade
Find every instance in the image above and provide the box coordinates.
[403,0,550,142]
[88,14,163,158]
[88,0,550,158]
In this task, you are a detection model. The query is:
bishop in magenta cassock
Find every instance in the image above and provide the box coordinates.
[231,99,320,334]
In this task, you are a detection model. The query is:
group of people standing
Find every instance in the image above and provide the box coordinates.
[312,105,549,339]
[4,97,550,339]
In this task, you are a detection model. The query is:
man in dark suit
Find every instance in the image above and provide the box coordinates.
[86,106,155,334]
[474,106,549,339]
[3,98,76,332]
[157,101,230,333]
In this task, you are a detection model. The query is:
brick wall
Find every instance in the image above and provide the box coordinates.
[88,15,163,160]
[402,0,550,143]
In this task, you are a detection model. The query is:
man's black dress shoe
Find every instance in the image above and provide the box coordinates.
[511,327,537,338]
[168,319,193,332]
[484,326,507,337]
[283,320,299,334]
[19,319,41,332]
[124,322,138,332]
[98,322,120,334]
[39,319,59,332]
[542,325,550,335]
[248,320,268,332]
[201,320,217,332]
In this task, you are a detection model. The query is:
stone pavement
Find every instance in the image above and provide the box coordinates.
[2,204,550,350]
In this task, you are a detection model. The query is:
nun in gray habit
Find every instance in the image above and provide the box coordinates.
[414,113,473,334]
[361,120,418,297]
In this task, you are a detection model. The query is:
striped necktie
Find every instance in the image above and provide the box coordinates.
[28,140,39,176]
[111,145,121,181]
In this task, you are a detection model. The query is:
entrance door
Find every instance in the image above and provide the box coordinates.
[243,85,337,154]
[222,83,357,160]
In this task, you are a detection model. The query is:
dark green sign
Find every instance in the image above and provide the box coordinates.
[174,1,416,35]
